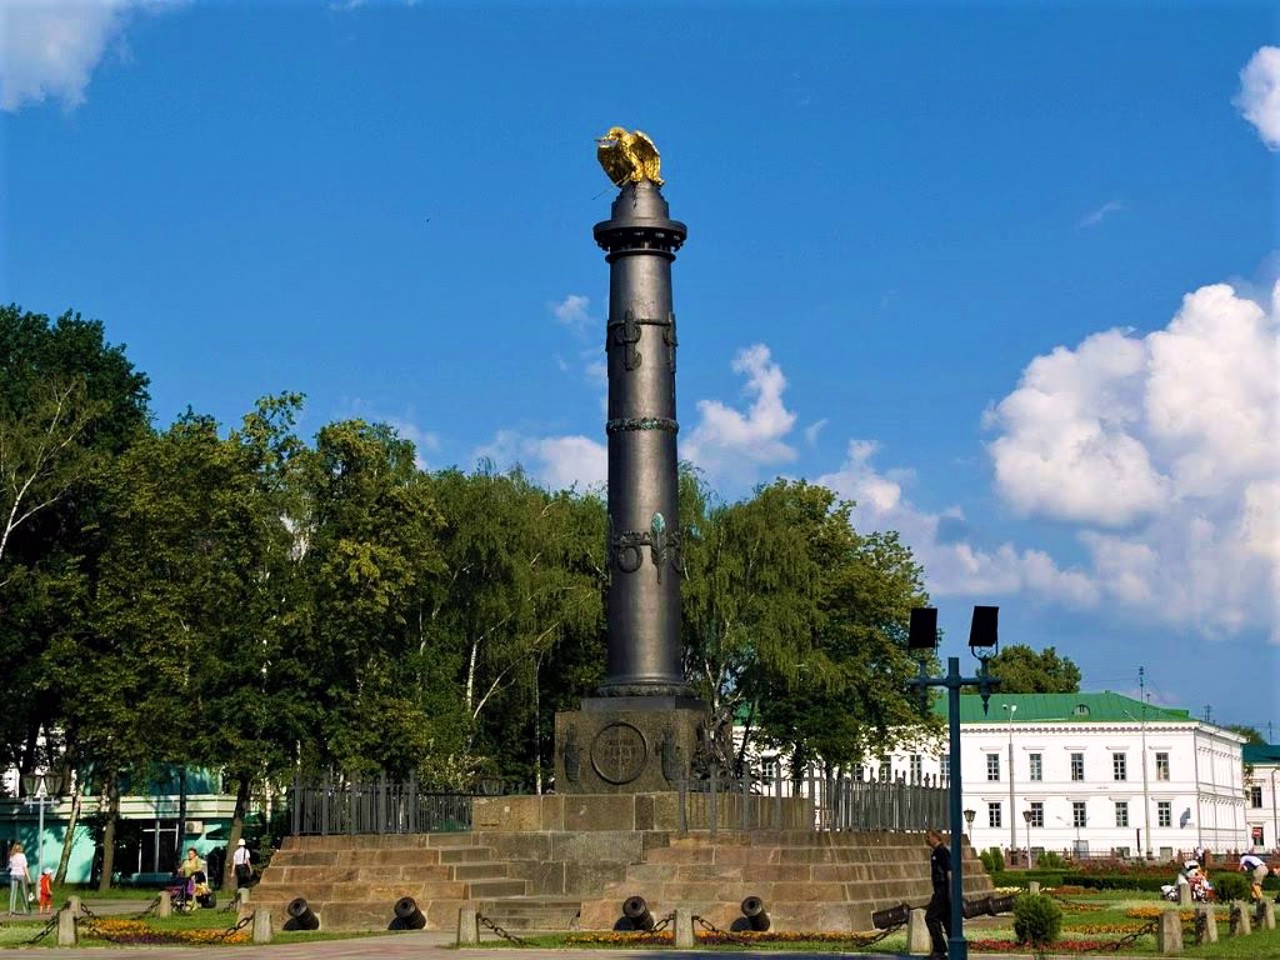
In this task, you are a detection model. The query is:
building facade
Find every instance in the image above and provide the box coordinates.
[882,693,1249,860]
[1244,744,1280,852]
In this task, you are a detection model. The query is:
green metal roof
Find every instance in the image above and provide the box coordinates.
[934,691,1192,724]
[1244,744,1280,765]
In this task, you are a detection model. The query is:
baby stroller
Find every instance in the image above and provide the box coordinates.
[1161,860,1213,903]
[165,870,217,911]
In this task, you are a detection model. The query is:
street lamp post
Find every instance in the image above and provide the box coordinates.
[1003,703,1017,860]
[20,772,66,880]
[907,605,1002,960]
[964,808,976,837]
[1022,808,1034,867]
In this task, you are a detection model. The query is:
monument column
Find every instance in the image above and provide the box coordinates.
[594,181,688,697]
[554,129,707,794]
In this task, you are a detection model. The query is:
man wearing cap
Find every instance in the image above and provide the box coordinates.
[232,838,253,889]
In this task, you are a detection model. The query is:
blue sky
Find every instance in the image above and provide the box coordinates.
[3,1,1277,736]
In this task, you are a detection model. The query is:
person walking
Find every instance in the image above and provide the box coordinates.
[231,838,252,889]
[925,829,952,960]
[7,843,31,915]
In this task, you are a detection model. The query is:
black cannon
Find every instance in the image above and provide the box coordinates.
[619,895,655,931]
[284,897,320,931]
[872,903,911,929]
[391,896,426,930]
[740,895,771,931]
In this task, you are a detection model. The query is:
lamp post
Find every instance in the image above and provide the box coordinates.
[964,808,976,837]
[1122,705,1153,860]
[1002,703,1017,860]
[1022,808,1034,867]
[907,605,1002,960]
[20,772,65,880]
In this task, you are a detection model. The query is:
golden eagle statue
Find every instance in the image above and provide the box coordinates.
[596,127,664,187]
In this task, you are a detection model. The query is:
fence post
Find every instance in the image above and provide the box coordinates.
[408,771,418,834]
[321,770,331,837]
[741,768,750,830]
[709,764,718,839]
[377,773,386,835]
[292,772,300,835]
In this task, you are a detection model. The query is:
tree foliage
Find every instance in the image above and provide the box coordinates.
[976,644,1082,694]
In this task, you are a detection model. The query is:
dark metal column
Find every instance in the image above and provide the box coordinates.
[594,181,689,697]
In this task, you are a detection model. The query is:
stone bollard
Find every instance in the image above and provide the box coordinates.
[56,906,77,947]
[674,908,694,949]
[1177,880,1193,906]
[1230,901,1252,936]
[907,908,932,954]
[457,906,479,945]
[66,895,81,916]
[1195,904,1217,943]
[1257,899,1275,930]
[252,909,272,944]
[1156,910,1183,954]
[158,889,172,918]
[1028,881,1040,896]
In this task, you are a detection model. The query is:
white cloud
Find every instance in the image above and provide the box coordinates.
[985,280,1280,641]
[684,344,797,481]
[816,440,1100,606]
[803,418,828,446]
[0,0,177,112]
[1234,46,1280,150]
[1079,200,1125,229]
[471,430,606,491]
[384,417,440,471]
[550,294,592,331]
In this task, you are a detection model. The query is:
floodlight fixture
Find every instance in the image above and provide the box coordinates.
[968,605,999,650]
[907,607,939,651]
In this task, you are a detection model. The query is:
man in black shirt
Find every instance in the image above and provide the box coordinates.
[925,829,952,959]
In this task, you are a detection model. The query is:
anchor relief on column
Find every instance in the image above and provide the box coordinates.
[607,310,677,373]
[609,512,683,583]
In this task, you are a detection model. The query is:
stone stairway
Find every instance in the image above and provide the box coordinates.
[252,832,527,930]
[577,829,991,932]
[256,827,990,933]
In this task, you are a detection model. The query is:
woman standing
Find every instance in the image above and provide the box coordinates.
[7,842,31,915]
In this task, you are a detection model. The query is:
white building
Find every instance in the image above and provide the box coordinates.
[1244,744,1280,852]
[880,692,1249,860]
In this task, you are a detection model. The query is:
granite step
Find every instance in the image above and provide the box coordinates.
[476,897,583,931]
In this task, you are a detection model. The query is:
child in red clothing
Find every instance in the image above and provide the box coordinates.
[38,869,53,914]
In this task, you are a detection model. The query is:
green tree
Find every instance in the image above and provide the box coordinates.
[681,476,933,774]
[974,644,1082,694]
[290,419,458,780]
[424,466,605,789]
[0,305,149,795]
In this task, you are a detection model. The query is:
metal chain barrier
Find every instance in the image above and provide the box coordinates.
[649,911,676,933]
[214,913,255,941]
[22,911,61,945]
[691,913,902,949]
[476,911,532,946]
[133,894,163,919]
[691,913,756,946]
[1097,916,1160,953]
[1193,909,1208,944]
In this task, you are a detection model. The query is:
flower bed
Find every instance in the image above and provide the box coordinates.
[970,937,1141,953]
[82,918,249,946]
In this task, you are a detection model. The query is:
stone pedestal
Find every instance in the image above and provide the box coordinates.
[907,907,932,954]
[554,697,707,794]
[1157,910,1183,954]
[56,907,77,946]
[1196,905,1218,943]
[252,909,273,944]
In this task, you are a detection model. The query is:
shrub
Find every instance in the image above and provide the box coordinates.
[987,847,1005,872]
[1211,872,1250,902]
[1013,893,1063,947]
[980,850,994,873]
[1037,851,1067,870]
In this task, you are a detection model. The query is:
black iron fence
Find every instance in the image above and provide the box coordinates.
[290,773,487,836]
[674,769,950,836]
[290,767,948,837]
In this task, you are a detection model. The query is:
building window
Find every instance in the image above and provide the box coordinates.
[878,760,891,782]
[987,754,1001,781]
[1155,752,1170,781]
[940,755,950,781]
[988,802,1002,828]
[1113,753,1127,781]
[1029,753,1043,781]
[1250,786,1263,809]
[1029,801,1044,828]
[1157,801,1172,828]
[761,757,778,782]
[854,766,865,782]
[1070,753,1084,781]
[910,754,923,783]
[1072,801,1087,828]
[1115,801,1129,828]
